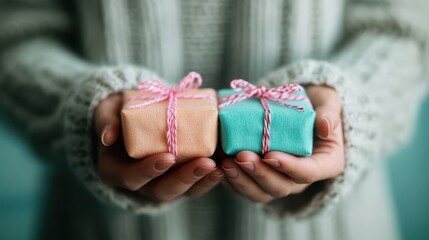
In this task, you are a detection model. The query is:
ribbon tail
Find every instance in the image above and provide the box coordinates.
[128,95,169,109]
[269,98,305,111]
[219,93,252,108]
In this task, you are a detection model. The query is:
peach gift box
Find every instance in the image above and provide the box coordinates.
[121,89,218,162]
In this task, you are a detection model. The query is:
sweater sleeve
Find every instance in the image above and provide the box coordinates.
[0,0,93,159]
[258,0,429,218]
[0,0,176,214]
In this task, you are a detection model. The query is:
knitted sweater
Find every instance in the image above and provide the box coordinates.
[0,0,428,239]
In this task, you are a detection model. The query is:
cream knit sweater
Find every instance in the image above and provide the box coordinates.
[0,0,428,239]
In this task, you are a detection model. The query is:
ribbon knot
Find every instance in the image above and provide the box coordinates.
[127,72,213,158]
[219,79,309,155]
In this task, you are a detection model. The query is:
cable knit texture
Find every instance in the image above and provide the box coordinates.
[64,65,189,214]
[258,60,381,218]
[0,0,428,239]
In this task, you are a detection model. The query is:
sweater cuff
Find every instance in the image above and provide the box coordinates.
[258,60,381,218]
[64,65,183,214]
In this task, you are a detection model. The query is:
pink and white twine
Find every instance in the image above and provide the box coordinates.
[127,72,214,158]
[219,80,309,155]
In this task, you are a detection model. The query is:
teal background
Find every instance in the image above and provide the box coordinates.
[386,95,429,240]
[219,89,315,157]
[0,95,428,240]
[0,113,47,240]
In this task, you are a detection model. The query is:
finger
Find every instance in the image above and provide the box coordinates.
[95,94,123,146]
[263,148,345,184]
[235,151,308,197]
[222,158,273,203]
[315,104,341,139]
[98,150,176,191]
[142,158,216,202]
[186,168,224,198]
[306,86,342,138]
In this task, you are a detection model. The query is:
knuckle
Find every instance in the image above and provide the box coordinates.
[283,163,299,177]
[297,174,317,184]
[181,175,200,185]
[116,175,140,191]
[252,171,269,182]
[232,181,249,192]
[151,191,174,202]
[270,188,290,198]
[294,179,308,184]
[143,168,161,179]
[296,159,322,184]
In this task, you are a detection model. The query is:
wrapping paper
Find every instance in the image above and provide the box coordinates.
[121,89,218,162]
[219,89,315,157]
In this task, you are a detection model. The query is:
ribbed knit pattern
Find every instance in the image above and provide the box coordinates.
[0,0,428,239]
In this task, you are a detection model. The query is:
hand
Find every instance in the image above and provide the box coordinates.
[94,93,223,202]
[221,85,345,203]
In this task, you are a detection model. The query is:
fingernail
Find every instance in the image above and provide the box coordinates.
[222,166,239,178]
[101,124,109,146]
[235,161,255,172]
[209,173,224,182]
[193,167,215,177]
[262,158,280,168]
[317,116,330,139]
[154,160,175,172]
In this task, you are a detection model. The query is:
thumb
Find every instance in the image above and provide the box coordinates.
[94,94,123,146]
[307,85,342,139]
[315,104,341,139]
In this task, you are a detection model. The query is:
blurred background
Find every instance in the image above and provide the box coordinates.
[0,95,428,240]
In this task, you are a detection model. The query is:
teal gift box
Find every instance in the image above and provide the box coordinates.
[219,86,316,157]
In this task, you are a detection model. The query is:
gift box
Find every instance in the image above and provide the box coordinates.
[218,80,315,157]
[121,72,218,162]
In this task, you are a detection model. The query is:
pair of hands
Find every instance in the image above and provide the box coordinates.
[94,85,345,203]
